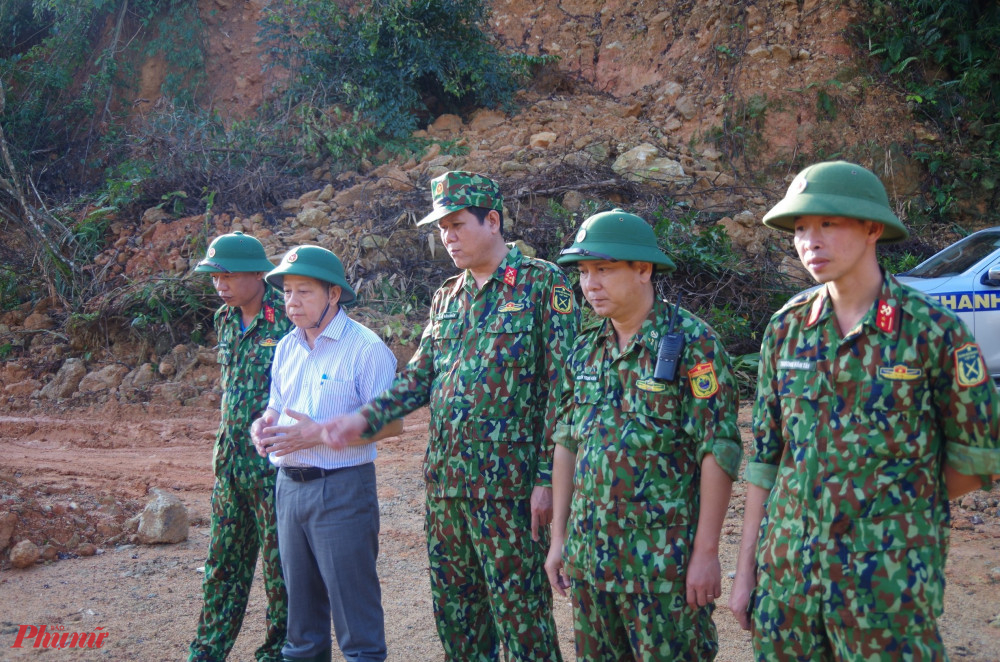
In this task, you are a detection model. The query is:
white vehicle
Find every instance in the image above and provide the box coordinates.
[896,227,1000,384]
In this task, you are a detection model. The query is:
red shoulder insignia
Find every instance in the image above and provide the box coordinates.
[503,266,517,287]
[875,300,895,333]
[264,305,275,324]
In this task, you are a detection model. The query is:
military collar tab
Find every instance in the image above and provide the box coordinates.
[805,288,828,328]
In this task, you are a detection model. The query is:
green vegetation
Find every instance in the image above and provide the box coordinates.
[1,0,551,360]
[854,1,1000,226]
[261,0,553,165]
[703,94,769,173]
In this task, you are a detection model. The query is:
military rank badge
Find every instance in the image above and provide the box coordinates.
[636,378,665,392]
[878,364,922,381]
[503,266,518,286]
[688,362,719,399]
[954,343,988,387]
[497,301,525,313]
[551,285,573,314]
[264,304,275,324]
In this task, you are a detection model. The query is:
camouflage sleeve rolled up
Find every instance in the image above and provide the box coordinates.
[534,265,580,486]
[551,356,579,454]
[744,318,785,491]
[930,313,1000,483]
[680,316,742,479]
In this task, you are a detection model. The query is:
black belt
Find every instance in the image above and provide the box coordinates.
[281,466,341,482]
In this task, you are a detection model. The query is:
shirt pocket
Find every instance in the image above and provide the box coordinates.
[626,386,681,423]
[430,316,465,402]
[861,378,932,459]
[250,343,276,367]
[471,314,537,418]
[318,378,358,406]
[571,381,603,448]
[776,370,826,444]
[841,514,944,624]
[600,499,689,587]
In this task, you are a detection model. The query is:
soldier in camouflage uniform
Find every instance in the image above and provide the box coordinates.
[323,171,577,661]
[729,161,1000,660]
[544,209,742,661]
[189,232,291,662]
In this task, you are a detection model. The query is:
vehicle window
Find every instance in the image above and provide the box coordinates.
[904,232,1000,278]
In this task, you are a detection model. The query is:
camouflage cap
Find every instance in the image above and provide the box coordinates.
[416,171,503,226]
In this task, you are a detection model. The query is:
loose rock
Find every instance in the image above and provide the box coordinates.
[9,540,40,568]
[137,489,189,544]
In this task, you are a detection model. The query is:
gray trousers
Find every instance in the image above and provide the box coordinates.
[276,463,386,662]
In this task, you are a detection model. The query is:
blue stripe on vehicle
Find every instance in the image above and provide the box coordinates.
[926,292,1000,312]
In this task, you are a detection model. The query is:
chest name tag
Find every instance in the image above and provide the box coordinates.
[778,359,816,371]
[636,378,666,392]
[437,312,459,321]
[575,373,599,383]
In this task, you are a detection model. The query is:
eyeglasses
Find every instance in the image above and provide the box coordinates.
[559,247,619,261]
[198,259,231,273]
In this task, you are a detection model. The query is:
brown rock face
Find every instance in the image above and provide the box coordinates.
[39,358,87,400]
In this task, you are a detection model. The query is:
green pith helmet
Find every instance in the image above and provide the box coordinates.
[195,231,275,273]
[557,209,676,272]
[416,171,503,226]
[762,160,909,243]
[265,246,357,304]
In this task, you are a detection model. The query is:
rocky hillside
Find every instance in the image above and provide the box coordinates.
[0,0,949,406]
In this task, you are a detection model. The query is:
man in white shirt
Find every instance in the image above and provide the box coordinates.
[251,245,401,662]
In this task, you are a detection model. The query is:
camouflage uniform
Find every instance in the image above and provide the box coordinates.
[361,244,578,661]
[746,275,1000,660]
[189,285,292,662]
[553,298,742,661]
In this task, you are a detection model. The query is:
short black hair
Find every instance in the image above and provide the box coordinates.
[466,206,504,234]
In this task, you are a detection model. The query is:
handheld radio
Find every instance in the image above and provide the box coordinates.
[653,294,685,382]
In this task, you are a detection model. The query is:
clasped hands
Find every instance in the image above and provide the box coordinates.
[250,409,368,457]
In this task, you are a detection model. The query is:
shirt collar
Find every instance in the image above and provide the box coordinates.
[221,283,281,330]
[460,243,524,293]
[292,306,348,347]
[596,297,666,356]
[807,270,901,338]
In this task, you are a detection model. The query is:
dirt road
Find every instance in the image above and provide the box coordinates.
[1,402,998,660]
